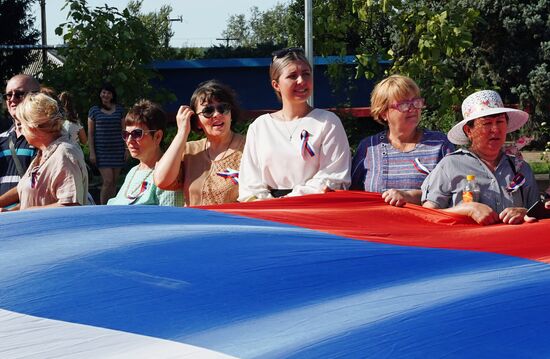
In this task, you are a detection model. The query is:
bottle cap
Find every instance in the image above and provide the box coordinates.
[466,174,475,181]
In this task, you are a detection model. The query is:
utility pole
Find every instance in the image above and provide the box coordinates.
[40,0,47,66]
[305,0,314,107]
[215,37,239,47]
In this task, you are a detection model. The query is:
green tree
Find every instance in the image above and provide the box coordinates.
[42,0,174,121]
[458,0,550,141]
[127,0,174,59]
[354,0,550,138]
[0,0,40,85]
[215,3,292,57]
[354,0,485,132]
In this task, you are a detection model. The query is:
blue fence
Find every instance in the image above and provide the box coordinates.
[152,56,384,115]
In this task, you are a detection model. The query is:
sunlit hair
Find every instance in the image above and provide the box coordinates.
[269,51,312,101]
[189,80,241,131]
[16,93,63,134]
[370,74,421,125]
[59,91,80,124]
[125,99,167,141]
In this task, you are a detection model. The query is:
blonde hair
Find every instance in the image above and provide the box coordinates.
[370,74,421,124]
[269,51,312,101]
[16,93,63,134]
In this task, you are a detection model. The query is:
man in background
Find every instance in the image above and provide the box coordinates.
[0,74,39,207]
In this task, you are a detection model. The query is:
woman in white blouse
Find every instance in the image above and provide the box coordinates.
[238,48,351,201]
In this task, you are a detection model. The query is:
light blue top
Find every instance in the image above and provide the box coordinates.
[107,165,183,206]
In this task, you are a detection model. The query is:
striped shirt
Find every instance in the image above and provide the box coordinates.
[351,129,454,192]
[88,105,126,168]
[0,126,36,195]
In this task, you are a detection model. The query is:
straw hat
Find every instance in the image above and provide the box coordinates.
[447,90,529,145]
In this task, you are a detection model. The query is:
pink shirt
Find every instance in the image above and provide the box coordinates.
[18,135,88,209]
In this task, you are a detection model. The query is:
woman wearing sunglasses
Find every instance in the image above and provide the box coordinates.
[6,93,88,210]
[238,48,351,201]
[107,100,183,206]
[351,75,454,206]
[154,80,245,206]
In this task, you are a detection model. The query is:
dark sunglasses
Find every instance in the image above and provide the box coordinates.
[196,103,231,118]
[2,90,28,101]
[271,47,305,60]
[122,128,156,141]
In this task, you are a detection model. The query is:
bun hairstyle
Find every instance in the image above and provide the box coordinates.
[189,80,241,131]
[16,93,63,134]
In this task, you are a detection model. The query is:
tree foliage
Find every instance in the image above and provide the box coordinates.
[42,0,175,121]
[0,0,40,85]
[218,0,550,143]
[355,0,550,137]
[127,0,174,59]
[458,0,550,139]
[221,4,291,50]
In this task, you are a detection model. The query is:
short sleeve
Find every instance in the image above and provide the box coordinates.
[421,158,453,208]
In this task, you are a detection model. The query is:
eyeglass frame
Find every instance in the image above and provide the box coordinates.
[122,128,157,141]
[389,98,425,113]
[196,103,231,119]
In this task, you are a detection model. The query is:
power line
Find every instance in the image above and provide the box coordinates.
[215,37,239,47]
[0,44,66,50]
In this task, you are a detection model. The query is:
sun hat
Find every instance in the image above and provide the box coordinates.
[447,90,529,145]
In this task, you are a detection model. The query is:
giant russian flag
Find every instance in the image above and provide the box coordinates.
[1,191,550,358]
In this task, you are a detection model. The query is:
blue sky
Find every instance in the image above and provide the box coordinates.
[32,0,283,47]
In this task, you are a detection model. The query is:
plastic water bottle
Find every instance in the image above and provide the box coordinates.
[462,174,480,203]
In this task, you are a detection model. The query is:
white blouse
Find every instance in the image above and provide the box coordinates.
[238,108,351,201]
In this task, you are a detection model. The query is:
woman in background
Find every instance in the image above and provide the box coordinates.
[155,80,245,206]
[59,91,87,145]
[351,75,454,206]
[88,83,125,204]
[108,100,182,206]
[238,47,351,201]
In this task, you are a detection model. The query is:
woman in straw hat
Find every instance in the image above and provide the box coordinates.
[421,90,540,225]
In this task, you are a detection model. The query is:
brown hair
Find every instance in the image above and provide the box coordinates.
[59,91,80,124]
[189,80,241,131]
[125,99,167,140]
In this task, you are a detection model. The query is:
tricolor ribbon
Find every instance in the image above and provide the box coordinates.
[217,168,239,184]
[506,173,526,193]
[412,158,430,175]
[300,130,315,158]
[127,181,150,205]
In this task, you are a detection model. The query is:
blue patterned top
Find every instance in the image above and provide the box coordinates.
[88,105,126,168]
[351,129,454,192]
